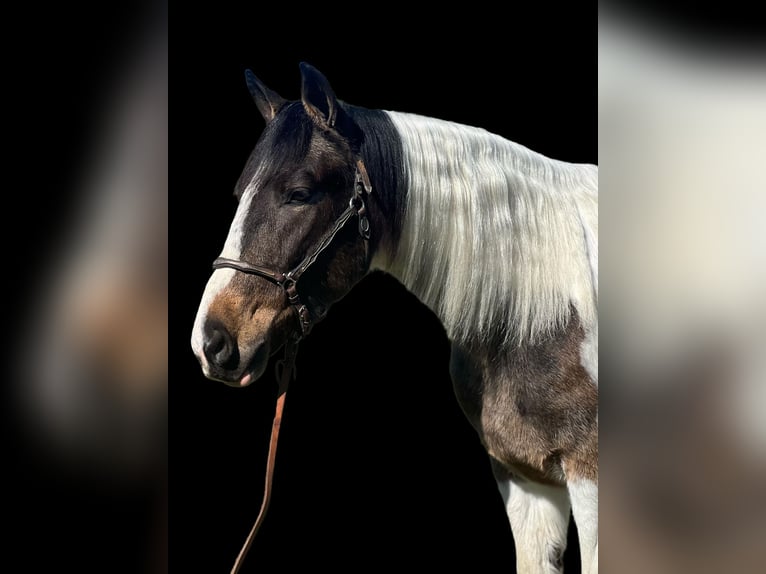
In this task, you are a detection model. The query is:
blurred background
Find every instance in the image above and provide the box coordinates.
[600,3,766,572]
[6,1,166,572]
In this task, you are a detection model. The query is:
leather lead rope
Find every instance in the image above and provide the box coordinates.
[229,338,299,574]
[218,159,373,573]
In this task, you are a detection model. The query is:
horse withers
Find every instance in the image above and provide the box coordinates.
[192,63,598,574]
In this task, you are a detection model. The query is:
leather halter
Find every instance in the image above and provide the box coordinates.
[216,158,373,574]
[212,158,373,339]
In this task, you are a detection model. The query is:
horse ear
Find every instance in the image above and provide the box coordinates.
[299,62,363,148]
[300,62,339,127]
[245,69,286,122]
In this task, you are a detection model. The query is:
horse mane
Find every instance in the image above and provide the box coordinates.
[383,112,598,347]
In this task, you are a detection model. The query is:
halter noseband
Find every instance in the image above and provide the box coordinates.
[212,158,373,340]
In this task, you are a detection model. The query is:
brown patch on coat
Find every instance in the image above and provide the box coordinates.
[450,309,598,486]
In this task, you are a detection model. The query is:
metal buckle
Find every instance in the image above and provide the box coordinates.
[349,195,370,240]
[355,160,373,195]
[283,277,299,304]
[297,304,312,336]
[358,215,370,239]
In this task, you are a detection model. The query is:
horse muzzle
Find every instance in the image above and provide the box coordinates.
[196,321,271,387]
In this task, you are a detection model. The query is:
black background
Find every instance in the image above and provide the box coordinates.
[175,7,595,573]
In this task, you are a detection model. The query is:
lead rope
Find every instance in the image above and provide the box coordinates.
[224,159,373,572]
[229,338,300,574]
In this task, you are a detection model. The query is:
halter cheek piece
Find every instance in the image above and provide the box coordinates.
[212,159,373,574]
[212,158,373,340]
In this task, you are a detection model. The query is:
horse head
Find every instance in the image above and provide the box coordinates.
[192,63,374,387]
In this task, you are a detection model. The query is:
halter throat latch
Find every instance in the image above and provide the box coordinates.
[354,158,372,240]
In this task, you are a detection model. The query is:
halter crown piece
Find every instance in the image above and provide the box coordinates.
[213,158,373,574]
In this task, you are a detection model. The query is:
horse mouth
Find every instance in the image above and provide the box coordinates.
[228,340,270,387]
[201,338,270,388]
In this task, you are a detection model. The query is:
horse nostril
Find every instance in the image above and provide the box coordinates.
[206,329,225,354]
[203,323,239,370]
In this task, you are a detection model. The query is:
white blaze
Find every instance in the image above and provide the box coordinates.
[191,181,258,370]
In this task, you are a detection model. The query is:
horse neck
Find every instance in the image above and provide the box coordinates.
[364,110,598,347]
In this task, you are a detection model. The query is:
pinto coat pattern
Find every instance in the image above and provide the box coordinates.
[192,63,598,574]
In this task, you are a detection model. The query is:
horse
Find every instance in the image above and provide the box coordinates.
[191,62,598,574]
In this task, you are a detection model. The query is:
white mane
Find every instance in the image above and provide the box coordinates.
[380,112,598,347]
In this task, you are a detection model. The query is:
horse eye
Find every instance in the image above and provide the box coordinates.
[286,187,313,205]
